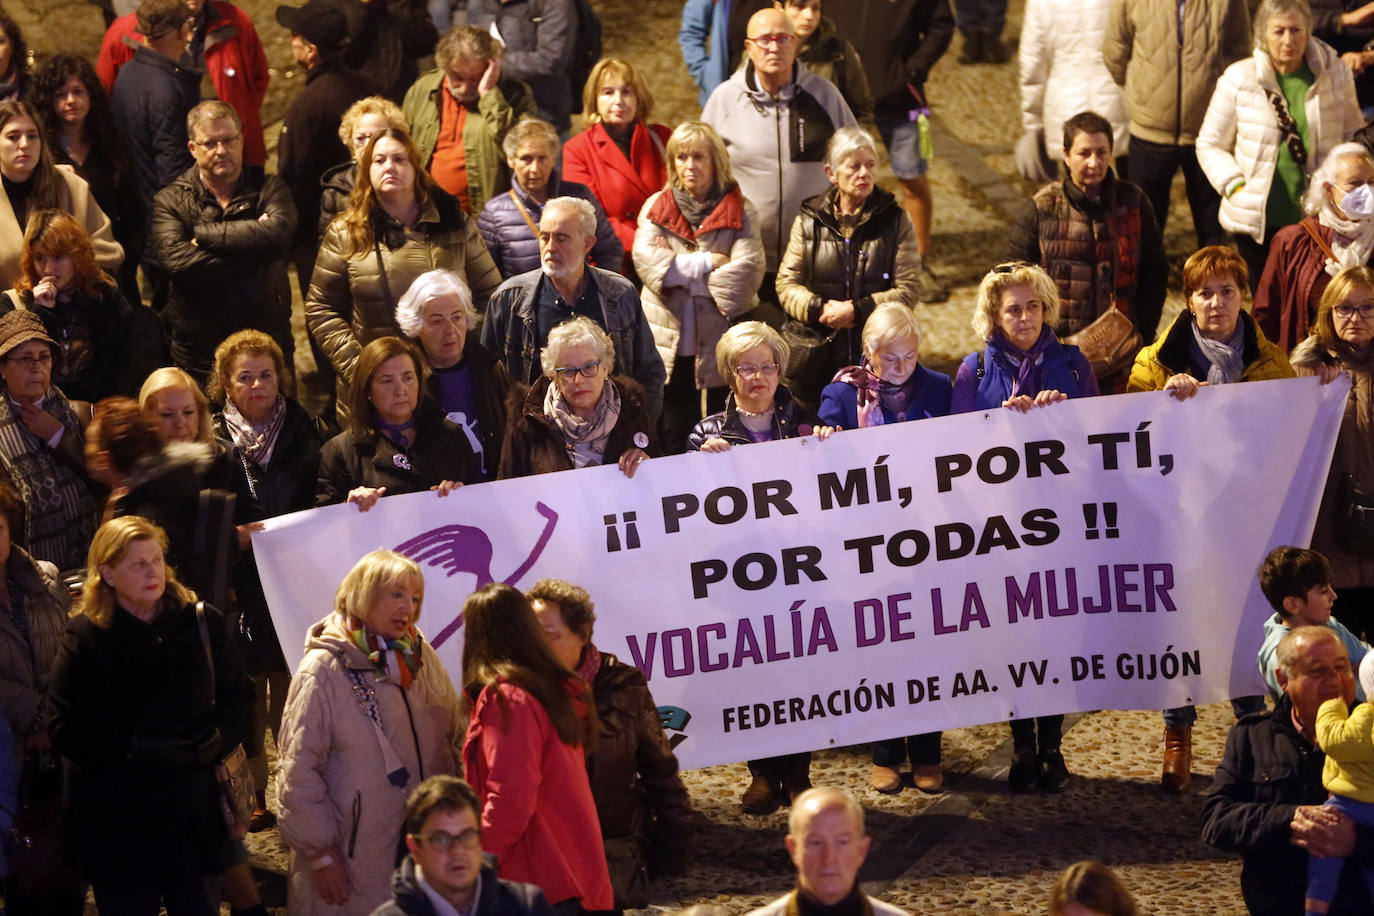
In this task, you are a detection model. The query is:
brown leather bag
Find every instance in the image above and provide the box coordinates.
[1064,305,1143,379]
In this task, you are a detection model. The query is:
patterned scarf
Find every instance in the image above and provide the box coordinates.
[997,326,1056,397]
[831,362,925,427]
[544,377,621,468]
[220,396,286,467]
[344,613,424,688]
[0,390,96,571]
[1188,313,1246,385]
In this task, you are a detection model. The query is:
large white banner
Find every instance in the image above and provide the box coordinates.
[255,378,1347,770]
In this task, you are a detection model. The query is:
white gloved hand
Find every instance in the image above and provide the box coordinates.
[1015,129,1055,183]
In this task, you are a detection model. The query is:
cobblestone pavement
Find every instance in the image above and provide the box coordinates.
[24,0,1253,911]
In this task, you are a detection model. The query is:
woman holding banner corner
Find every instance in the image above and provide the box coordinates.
[818,302,953,793]
[952,262,1097,793]
[1127,244,1294,792]
[687,320,836,813]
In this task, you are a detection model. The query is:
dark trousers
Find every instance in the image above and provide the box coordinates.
[872,731,942,766]
[748,753,811,786]
[1126,135,1226,248]
[1336,586,1374,643]
[1009,714,1063,752]
[91,873,219,916]
[661,358,726,455]
[1234,229,1280,294]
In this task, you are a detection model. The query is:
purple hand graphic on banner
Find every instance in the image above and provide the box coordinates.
[394,501,560,647]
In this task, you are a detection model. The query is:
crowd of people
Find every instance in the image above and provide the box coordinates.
[2,0,1374,911]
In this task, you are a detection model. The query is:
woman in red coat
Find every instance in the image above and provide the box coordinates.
[460,583,613,914]
[563,59,669,278]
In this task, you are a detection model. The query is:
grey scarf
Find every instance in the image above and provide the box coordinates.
[544,378,622,468]
[1189,315,1246,385]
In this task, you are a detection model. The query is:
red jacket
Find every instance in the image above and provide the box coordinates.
[97,2,269,167]
[463,680,613,910]
[563,120,669,258]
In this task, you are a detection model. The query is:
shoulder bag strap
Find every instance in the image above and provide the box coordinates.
[509,189,541,238]
[195,600,215,705]
[1301,218,1340,263]
[374,240,395,310]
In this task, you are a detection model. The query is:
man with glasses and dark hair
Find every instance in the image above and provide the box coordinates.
[149,99,298,386]
[372,774,557,916]
[702,7,856,309]
[481,196,665,418]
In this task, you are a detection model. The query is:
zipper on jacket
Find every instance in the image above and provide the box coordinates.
[776,104,784,267]
[1175,0,1183,145]
[348,790,361,857]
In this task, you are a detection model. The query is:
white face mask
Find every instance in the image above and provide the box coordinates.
[1341,183,1374,220]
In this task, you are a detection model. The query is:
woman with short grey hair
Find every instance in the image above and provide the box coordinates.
[395,269,511,478]
[775,125,921,411]
[499,315,656,478]
[478,118,622,278]
[1254,142,1374,350]
[1197,0,1362,289]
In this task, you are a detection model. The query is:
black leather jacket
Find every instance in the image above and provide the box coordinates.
[686,386,819,451]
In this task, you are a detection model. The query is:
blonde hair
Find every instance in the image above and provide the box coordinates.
[665,121,734,191]
[971,263,1061,342]
[581,58,654,124]
[715,321,789,386]
[1048,862,1138,916]
[337,96,406,155]
[77,516,195,628]
[138,366,214,444]
[334,549,426,627]
[862,303,922,357]
[1315,265,1374,352]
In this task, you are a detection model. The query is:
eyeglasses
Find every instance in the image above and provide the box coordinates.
[734,362,779,378]
[193,133,241,152]
[991,261,1029,275]
[409,828,481,853]
[746,33,795,48]
[1334,304,1374,320]
[4,351,52,369]
[552,360,602,380]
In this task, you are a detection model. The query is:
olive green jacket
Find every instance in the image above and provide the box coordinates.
[402,70,535,214]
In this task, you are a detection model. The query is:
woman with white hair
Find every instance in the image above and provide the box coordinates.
[1254,142,1374,351]
[687,320,834,813]
[498,315,656,479]
[775,126,920,411]
[1197,0,1363,288]
[277,549,463,915]
[634,120,765,453]
[477,118,622,279]
[951,262,1097,792]
[396,269,511,478]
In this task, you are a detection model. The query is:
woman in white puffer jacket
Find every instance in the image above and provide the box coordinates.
[1197,0,1362,288]
[1016,0,1128,180]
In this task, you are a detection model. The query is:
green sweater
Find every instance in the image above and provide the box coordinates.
[1266,64,1314,232]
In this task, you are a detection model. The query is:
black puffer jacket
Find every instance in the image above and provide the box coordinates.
[149,166,298,378]
[212,399,327,521]
[317,160,355,239]
[585,651,692,908]
[110,46,199,200]
[686,386,819,451]
[330,0,437,101]
[1200,694,1374,915]
[498,375,658,479]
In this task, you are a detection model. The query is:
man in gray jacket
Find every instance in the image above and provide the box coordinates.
[1102,0,1251,247]
[480,197,665,418]
[703,7,857,306]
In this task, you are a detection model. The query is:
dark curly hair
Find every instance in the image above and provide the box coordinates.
[0,10,27,88]
[31,55,129,183]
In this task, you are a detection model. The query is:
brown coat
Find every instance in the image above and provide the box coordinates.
[498,375,658,479]
[1253,219,1339,355]
[1292,337,1374,588]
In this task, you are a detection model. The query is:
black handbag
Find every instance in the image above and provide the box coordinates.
[1339,473,1374,555]
[780,320,837,403]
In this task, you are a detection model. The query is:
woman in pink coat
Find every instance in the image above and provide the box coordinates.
[563,59,669,279]
[460,582,613,914]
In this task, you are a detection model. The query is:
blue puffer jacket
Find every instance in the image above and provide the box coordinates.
[679,0,730,106]
[818,364,952,429]
[476,173,624,279]
[950,333,1096,413]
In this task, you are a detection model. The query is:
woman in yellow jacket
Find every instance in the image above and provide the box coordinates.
[1127,245,1294,794]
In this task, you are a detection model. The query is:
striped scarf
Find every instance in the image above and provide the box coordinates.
[0,390,96,570]
[344,614,424,688]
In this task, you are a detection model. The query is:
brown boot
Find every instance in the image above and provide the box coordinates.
[1161,726,1193,793]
